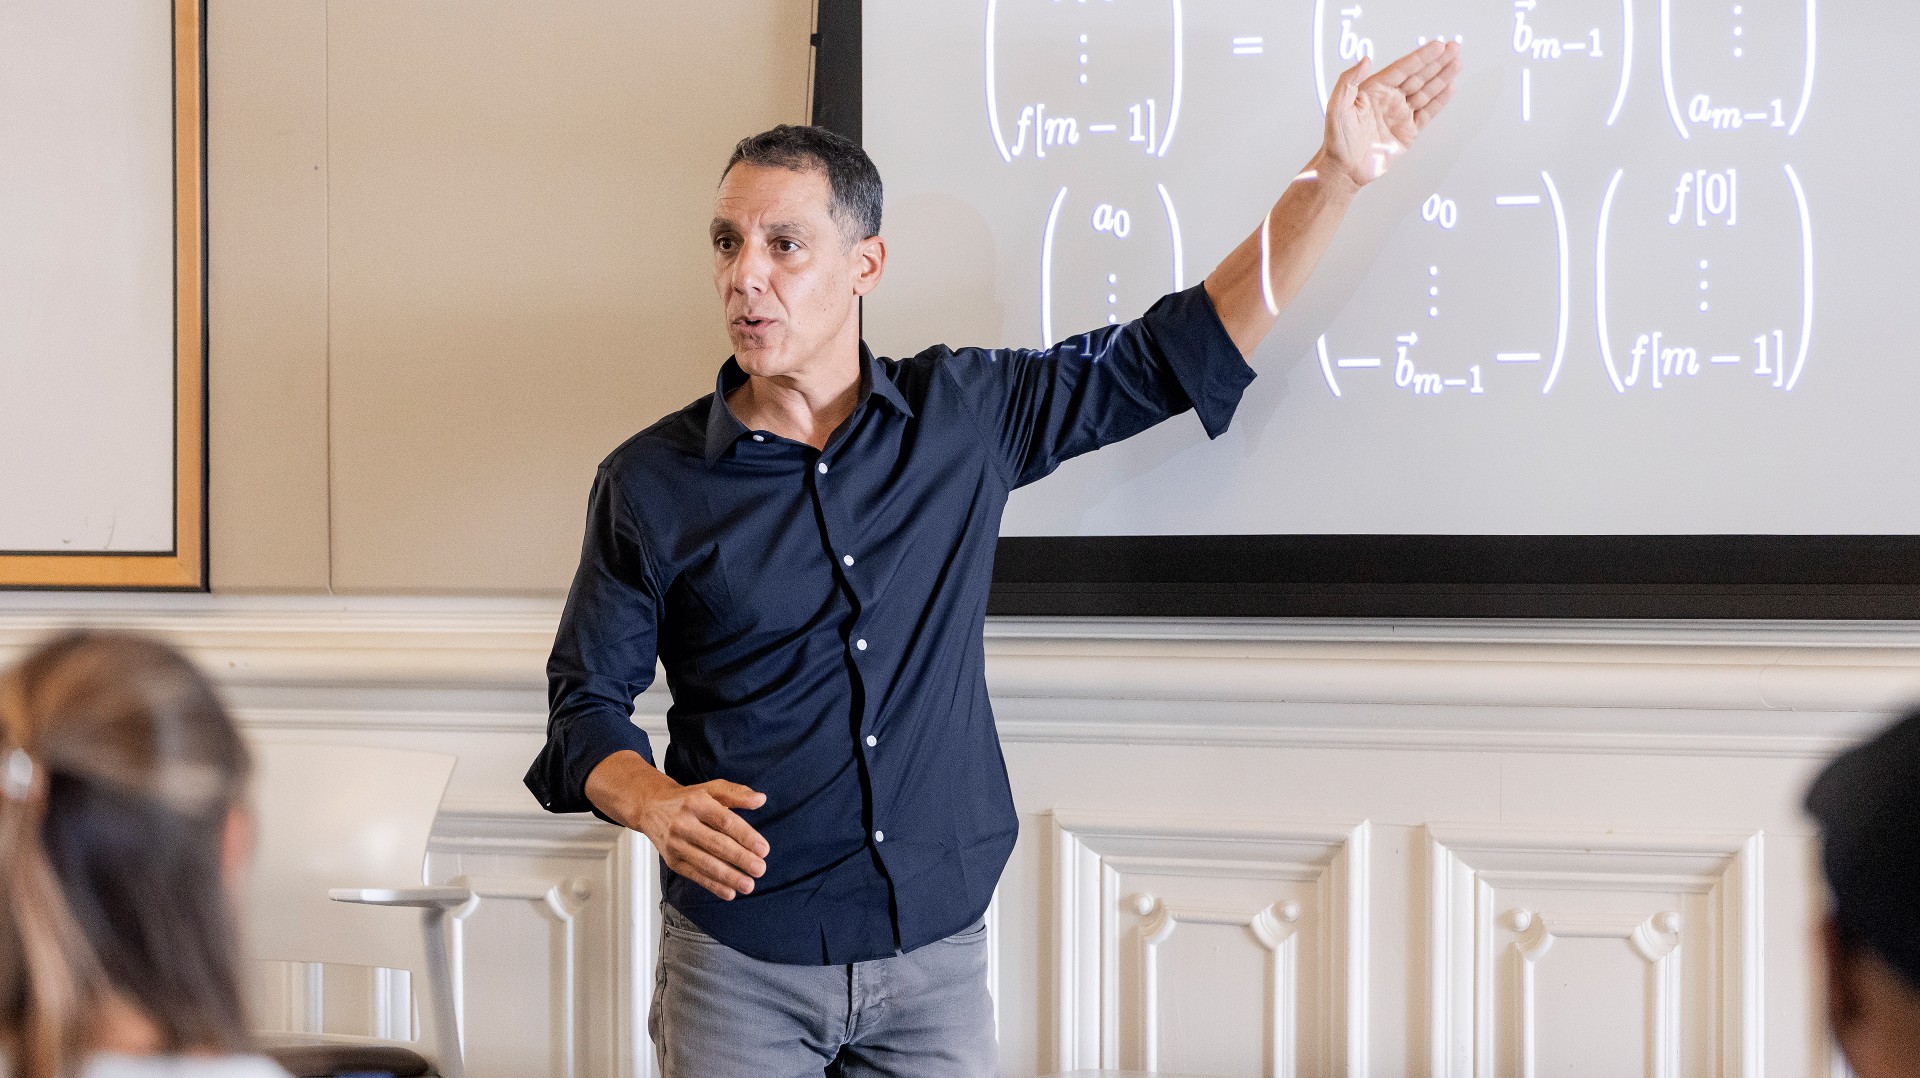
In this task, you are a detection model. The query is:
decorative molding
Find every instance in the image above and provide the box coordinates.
[1632,914,1686,1078]
[991,703,1862,759]
[429,809,644,1078]
[242,706,552,734]
[1051,811,1370,1077]
[1427,826,1764,1078]
[242,699,1858,760]
[616,831,661,1078]
[986,892,1003,1042]
[1506,909,1682,1078]
[1731,832,1767,1078]
[445,875,587,1078]
[430,808,624,860]
[0,595,561,692]
[1128,894,1304,1078]
[0,596,1913,756]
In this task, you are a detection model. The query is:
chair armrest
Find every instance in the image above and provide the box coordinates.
[329,886,473,910]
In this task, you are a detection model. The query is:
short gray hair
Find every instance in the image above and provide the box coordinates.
[721,124,882,245]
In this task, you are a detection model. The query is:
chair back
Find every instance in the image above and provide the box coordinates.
[247,742,457,1055]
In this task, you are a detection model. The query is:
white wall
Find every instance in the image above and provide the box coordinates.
[0,594,1894,1077]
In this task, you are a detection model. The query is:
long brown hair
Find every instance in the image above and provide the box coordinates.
[0,631,254,1078]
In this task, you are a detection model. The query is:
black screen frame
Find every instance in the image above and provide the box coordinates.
[813,0,1920,621]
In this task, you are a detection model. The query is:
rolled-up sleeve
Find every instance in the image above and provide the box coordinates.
[941,283,1255,488]
[525,465,660,816]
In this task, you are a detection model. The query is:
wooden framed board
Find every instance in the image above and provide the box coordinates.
[0,0,206,589]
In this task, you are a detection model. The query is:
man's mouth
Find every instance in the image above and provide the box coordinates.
[734,316,773,330]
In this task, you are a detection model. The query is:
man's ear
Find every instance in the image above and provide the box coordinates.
[852,234,887,297]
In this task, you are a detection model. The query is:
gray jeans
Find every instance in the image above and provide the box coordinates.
[649,904,998,1078]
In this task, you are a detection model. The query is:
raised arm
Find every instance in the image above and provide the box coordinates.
[1204,40,1461,359]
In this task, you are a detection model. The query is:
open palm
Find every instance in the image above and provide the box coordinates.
[1322,41,1461,188]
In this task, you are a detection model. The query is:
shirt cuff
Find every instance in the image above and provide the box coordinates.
[525,711,655,818]
[1141,283,1258,440]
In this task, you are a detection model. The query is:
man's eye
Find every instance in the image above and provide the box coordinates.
[775,239,799,253]
[714,237,737,252]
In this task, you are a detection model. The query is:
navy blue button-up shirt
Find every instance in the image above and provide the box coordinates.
[525,283,1254,964]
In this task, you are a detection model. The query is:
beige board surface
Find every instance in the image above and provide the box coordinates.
[207,0,332,592]
[323,1,813,593]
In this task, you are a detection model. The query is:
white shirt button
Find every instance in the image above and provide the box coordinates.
[865,735,878,747]
[843,554,855,567]
[874,830,885,843]
[856,639,868,651]
[817,461,828,474]
[751,434,765,442]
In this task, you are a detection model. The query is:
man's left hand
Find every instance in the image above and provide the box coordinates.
[1319,40,1462,189]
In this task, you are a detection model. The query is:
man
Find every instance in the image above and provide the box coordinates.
[1806,710,1920,1078]
[526,42,1459,1077]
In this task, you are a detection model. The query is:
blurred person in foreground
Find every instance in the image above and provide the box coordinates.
[1806,709,1920,1078]
[0,631,289,1078]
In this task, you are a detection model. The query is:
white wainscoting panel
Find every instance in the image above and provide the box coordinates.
[1052,812,1370,1077]
[424,811,659,1078]
[1428,826,1764,1078]
[0,596,1897,1077]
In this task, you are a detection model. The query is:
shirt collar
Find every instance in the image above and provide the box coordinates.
[703,343,913,462]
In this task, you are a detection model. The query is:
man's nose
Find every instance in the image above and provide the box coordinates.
[730,241,773,294]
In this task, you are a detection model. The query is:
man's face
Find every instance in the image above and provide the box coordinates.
[710,163,881,380]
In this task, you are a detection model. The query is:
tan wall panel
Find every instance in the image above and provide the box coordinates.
[206,0,333,592]
[325,1,813,594]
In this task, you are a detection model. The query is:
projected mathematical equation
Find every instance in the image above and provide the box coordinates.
[984,0,1196,342]
[1597,164,1813,393]
[980,0,1820,401]
[1316,0,1630,127]
[1320,162,1811,401]
[1659,0,1816,139]
[1318,171,1571,400]
[985,0,1183,163]
[1038,184,1185,343]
